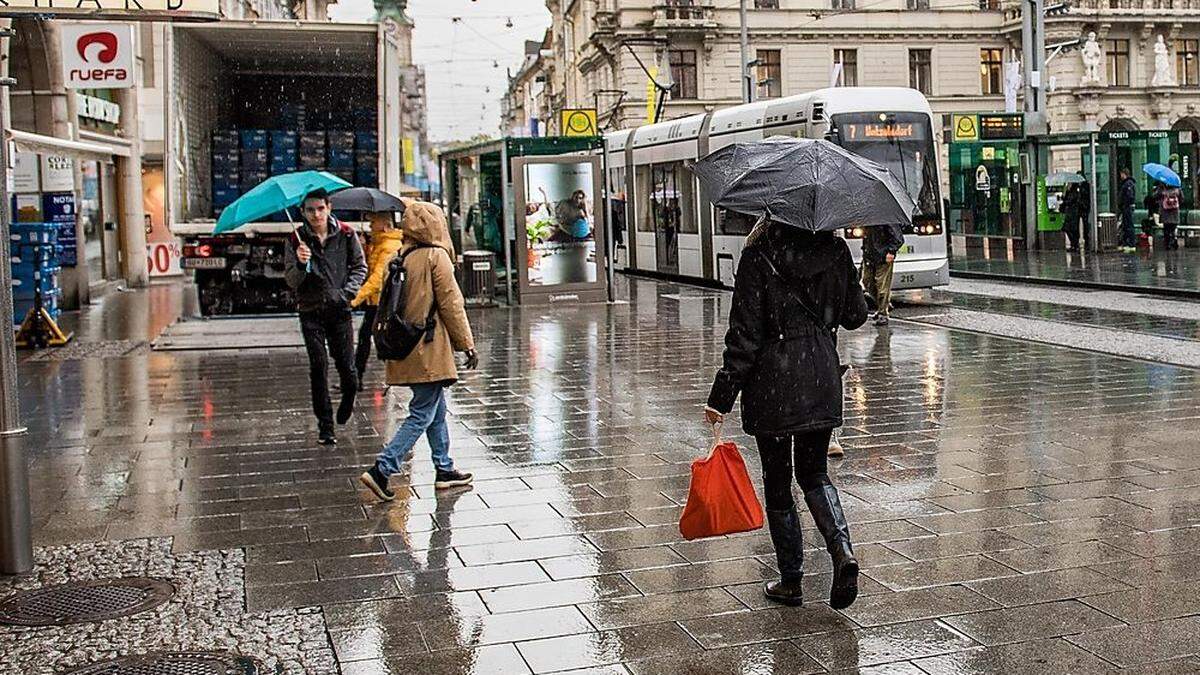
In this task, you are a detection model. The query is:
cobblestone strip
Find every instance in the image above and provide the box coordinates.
[0,538,338,674]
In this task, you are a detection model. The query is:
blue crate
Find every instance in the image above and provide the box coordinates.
[240,149,268,168]
[11,223,59,247]
[327,149,355,169]
[355,151,378,167]
[354,132,378,152]
[239,174,269,191]
[270,130,298,148]
[270,163,298,176]
[12,273,59,300]
[213,187,241,207]
[239,129,269,150]
[211,151,240,170]
[298,155,325,170]
[212,130,240,152]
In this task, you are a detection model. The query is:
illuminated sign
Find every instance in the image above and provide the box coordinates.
[978,113,1025,141]
[844,123,922,141]
[561,108,598,137]
[0,0,219,20]
[952,114,979,142]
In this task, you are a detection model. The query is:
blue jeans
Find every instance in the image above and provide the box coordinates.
[376,383,453,474]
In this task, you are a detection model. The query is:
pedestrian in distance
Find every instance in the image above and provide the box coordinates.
[1118,167,1138,252]
[285,189,367,446]
[360,201,478,501]
[1061,183,1083,252]
[352,210,405,390]
[704,220,869,610]
[1157,180,1182,251]
[861,222,904,326]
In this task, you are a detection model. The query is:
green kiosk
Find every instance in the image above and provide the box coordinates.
[946,113,1027,250]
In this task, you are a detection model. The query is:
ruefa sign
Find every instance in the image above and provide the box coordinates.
[61,23,134,89]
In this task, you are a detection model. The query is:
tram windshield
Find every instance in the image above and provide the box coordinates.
[831,112,941,230]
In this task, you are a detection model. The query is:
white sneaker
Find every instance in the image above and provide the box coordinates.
[827,429,845,458]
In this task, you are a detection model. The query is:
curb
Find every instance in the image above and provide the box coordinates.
[949,269,1200,301]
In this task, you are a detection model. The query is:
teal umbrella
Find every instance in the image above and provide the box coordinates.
[214,171,352,234]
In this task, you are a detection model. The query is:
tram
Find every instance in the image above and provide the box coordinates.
[604,87,950,289]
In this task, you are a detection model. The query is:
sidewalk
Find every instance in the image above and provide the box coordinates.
[949,246,1200,298]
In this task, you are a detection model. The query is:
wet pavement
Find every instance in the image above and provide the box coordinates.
[10,276,1200,672]
[950,246,1200,297]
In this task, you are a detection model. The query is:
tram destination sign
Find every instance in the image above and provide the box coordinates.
[0,0,219,21]
[978,113,1025,141]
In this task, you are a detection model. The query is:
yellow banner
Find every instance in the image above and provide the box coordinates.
[646,67,658,124]
[402,138,414,175]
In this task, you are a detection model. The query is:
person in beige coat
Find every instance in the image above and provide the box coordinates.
[359,201,478,501]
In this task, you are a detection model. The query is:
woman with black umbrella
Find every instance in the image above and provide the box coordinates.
[704,221,869,609]
[694,138,909,610]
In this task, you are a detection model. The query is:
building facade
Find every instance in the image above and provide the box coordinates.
[506,0,1200,137]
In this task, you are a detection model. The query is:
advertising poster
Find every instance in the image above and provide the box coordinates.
[522,162,597,287]
[43,192,78,266]
[40,155,74,192]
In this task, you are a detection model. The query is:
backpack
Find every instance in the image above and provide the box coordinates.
[1163,189,1181,211]
[373,245,436,361]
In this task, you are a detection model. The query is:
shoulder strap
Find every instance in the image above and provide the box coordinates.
[759,253,828,330]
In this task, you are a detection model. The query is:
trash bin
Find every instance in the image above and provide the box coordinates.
[1097,213,1119,250]
[462,250,497,307]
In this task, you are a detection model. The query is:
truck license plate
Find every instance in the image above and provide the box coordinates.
[182,257,227,269]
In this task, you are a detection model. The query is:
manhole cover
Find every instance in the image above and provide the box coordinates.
[0,577,175,626]
[61,652,262,674]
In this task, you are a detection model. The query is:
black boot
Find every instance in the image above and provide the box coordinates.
[763,508,804,606]
[804,482,859,610]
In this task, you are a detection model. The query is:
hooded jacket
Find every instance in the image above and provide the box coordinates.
[385,201,476,386]
[708,223,869,435]
[352,229,404,308]
[284,216,367,314]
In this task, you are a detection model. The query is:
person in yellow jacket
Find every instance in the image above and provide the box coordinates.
[352,210,405,389]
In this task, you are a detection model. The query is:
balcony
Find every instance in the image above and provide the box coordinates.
[652,4,717,31]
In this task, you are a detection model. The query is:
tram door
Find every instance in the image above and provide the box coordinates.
[650,164,680,275]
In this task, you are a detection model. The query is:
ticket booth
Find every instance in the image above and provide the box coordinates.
[946,113,1027,252]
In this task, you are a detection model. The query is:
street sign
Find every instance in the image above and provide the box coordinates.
[951,114,979,143]
[561,108,598,137]
[0,0,219,20]
[61,24,134,90]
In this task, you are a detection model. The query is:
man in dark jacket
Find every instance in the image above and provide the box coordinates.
[860,222,904,326]
[1118,168,1137,252]
[285,189,368,445]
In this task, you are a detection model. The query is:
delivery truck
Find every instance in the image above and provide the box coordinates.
[166,20,406,315]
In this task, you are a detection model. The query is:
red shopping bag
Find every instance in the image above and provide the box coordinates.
[679,426,765,540]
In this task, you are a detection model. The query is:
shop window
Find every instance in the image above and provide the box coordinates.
[832,0,855,8]
[757,49,782,99]
[754,0,779,7]
[909,49,932,95]
[907,0,929,8]
[834,49,857,87]
[669,49,698,99]
[1106,39,1130,87]
[1178,39,1199,87]
[980,48,1004,95]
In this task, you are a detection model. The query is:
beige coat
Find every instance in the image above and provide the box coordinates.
[385,201,475,386]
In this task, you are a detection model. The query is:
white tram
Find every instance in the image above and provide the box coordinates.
[604,87,950,289]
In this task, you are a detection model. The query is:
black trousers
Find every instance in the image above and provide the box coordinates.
[355,305,377,379]
[1164,222,1179,250]
[755,429,834,511]
[299,307,357,431]
[1120,207,1136,247]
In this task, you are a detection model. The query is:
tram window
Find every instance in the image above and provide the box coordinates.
[635,166,654,232]
[648,162,697,235]
[716,208,756,236]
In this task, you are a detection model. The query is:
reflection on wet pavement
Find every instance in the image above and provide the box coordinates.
[12,276,1200,672]
[950,247,1200,295]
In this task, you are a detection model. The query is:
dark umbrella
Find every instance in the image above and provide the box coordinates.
[330,187,407,213]
[691,137,916,232]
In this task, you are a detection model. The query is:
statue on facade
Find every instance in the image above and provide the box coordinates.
[374,0,409,22]
[1080,32,1103,86]
[1152,35,1177,87]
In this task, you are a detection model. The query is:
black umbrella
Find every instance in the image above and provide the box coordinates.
[330,187,407,213]
[691,137,916,232]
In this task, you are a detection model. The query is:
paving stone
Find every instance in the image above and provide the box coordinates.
[792,619,979,670]
[911,638,1117,675]
[679,605,853,649]
[941,600,1124,645]
[866,554,1020,591]
[1065,616,1200,668]
[625,640,824,675]
[516,622,701,673]
[420,606,595,650]
[966,568,1133,608]
[838,585,1000,628]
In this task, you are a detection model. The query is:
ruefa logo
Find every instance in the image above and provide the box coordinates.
[77,32,119,63]
[69,32,127,85]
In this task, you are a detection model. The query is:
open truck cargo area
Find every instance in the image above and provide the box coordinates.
[167,21,403,315]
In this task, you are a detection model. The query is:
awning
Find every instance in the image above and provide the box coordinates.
[7,129,117,162]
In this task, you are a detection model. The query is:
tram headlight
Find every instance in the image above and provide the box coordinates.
[843,227,865,239]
